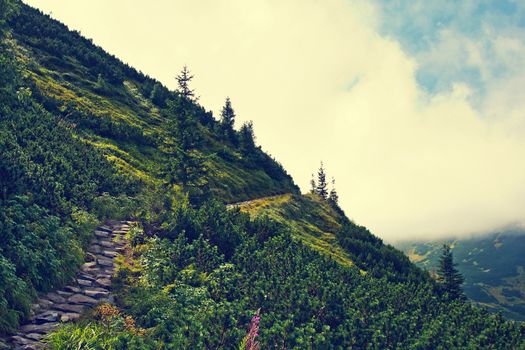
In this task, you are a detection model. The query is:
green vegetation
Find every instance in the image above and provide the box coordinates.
[1,1,525,348]
[399,231,525,321]
[437,244,466,301]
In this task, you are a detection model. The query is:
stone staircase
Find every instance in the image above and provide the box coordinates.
[4,221,131,350]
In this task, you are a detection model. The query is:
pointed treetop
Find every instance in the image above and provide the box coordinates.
[310,173,317,194]
[328,177,339,205]
[176,65,196,100]
[220,96,236,129]
[437,244,465,301]
[316,161,328,199]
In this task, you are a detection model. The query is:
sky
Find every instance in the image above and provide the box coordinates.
[23,0,525,242]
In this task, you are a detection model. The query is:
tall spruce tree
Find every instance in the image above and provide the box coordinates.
[437,244,465,300]
[310,174,316,194]
[316,162,328,199]
[239,121,256,153]
[165,98,208,203]
[328,177,339,206]
[176,65,196,100]
[220,97,236,142]
[150,82,167,107]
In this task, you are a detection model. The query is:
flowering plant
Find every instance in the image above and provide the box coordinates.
[240,308,261,350]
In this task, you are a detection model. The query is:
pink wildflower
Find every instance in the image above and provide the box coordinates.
[244,308,261,350]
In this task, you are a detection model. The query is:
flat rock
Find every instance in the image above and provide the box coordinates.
[45,293,66,304]
[97,258,113,267]
[79,273,96,281]
[57,290,73,297]
[81,267,101,274]
[64,285,82,293]
[52,303,84,313]
[20,323,58,334]
[98,240,113,248]
[94,230,109,238]
[23,333,44,341]
[95,278,112,287]
[68,294,98,305]
[97,226,112,233]
[88,245,102,253]
[38,299,53,309]
[9,336,34,346]
[77,279,92,287]
[34,311,60,323]
[102,250,118,258]
[60,312,81,322]
[83,288,109,299]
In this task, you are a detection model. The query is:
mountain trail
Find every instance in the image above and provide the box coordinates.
[2,221,132,350]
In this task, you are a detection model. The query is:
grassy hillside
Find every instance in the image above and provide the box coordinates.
[234,193,354,266]
[235,193,428,282]
[1,1,525,348]
[9,4,298,203]
[398,231,525,321]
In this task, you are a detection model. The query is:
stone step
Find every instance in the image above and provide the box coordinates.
[9,335,35,347]
[78,274,96,282]
[56,290,73,298]
[3,223,129,349]
[68,294,98,305]
[98,240,114,248]
[22,333,44,342]
[88,245,102,254]
[102,250,118,258]
[60,313,81,323]
[96,273,113,280]
[83,288,110,299]
[95,278,112,287]
[97,258,114,267]
[45,293,66,304]
[77,278,93,287]
[37,299,53,309]
[32,311,60,324]
[94,230,110,238]
[81,267,101,275]
[20,323,59,334]
[64,285,82,294]
[52,303,84,313]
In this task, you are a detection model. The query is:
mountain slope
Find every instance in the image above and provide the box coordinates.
[9,4,299,203]
[398,230,525,321]
[1,1,525,348]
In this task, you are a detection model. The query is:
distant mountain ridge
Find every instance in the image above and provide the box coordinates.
[397,230,525,321]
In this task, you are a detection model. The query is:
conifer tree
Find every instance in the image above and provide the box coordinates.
[437,244,465,300]
[328,177,339,206]
[220,97,236,141]
[239,121,256,153]
[310,174,316,194]
[176,65,196,100]
[165,99,208,203]
[316,162,328,199]
[150,82,167,106]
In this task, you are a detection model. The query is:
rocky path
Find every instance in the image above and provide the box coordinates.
[5,221,131,350]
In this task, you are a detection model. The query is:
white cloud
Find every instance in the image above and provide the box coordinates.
[24,0,525,242]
